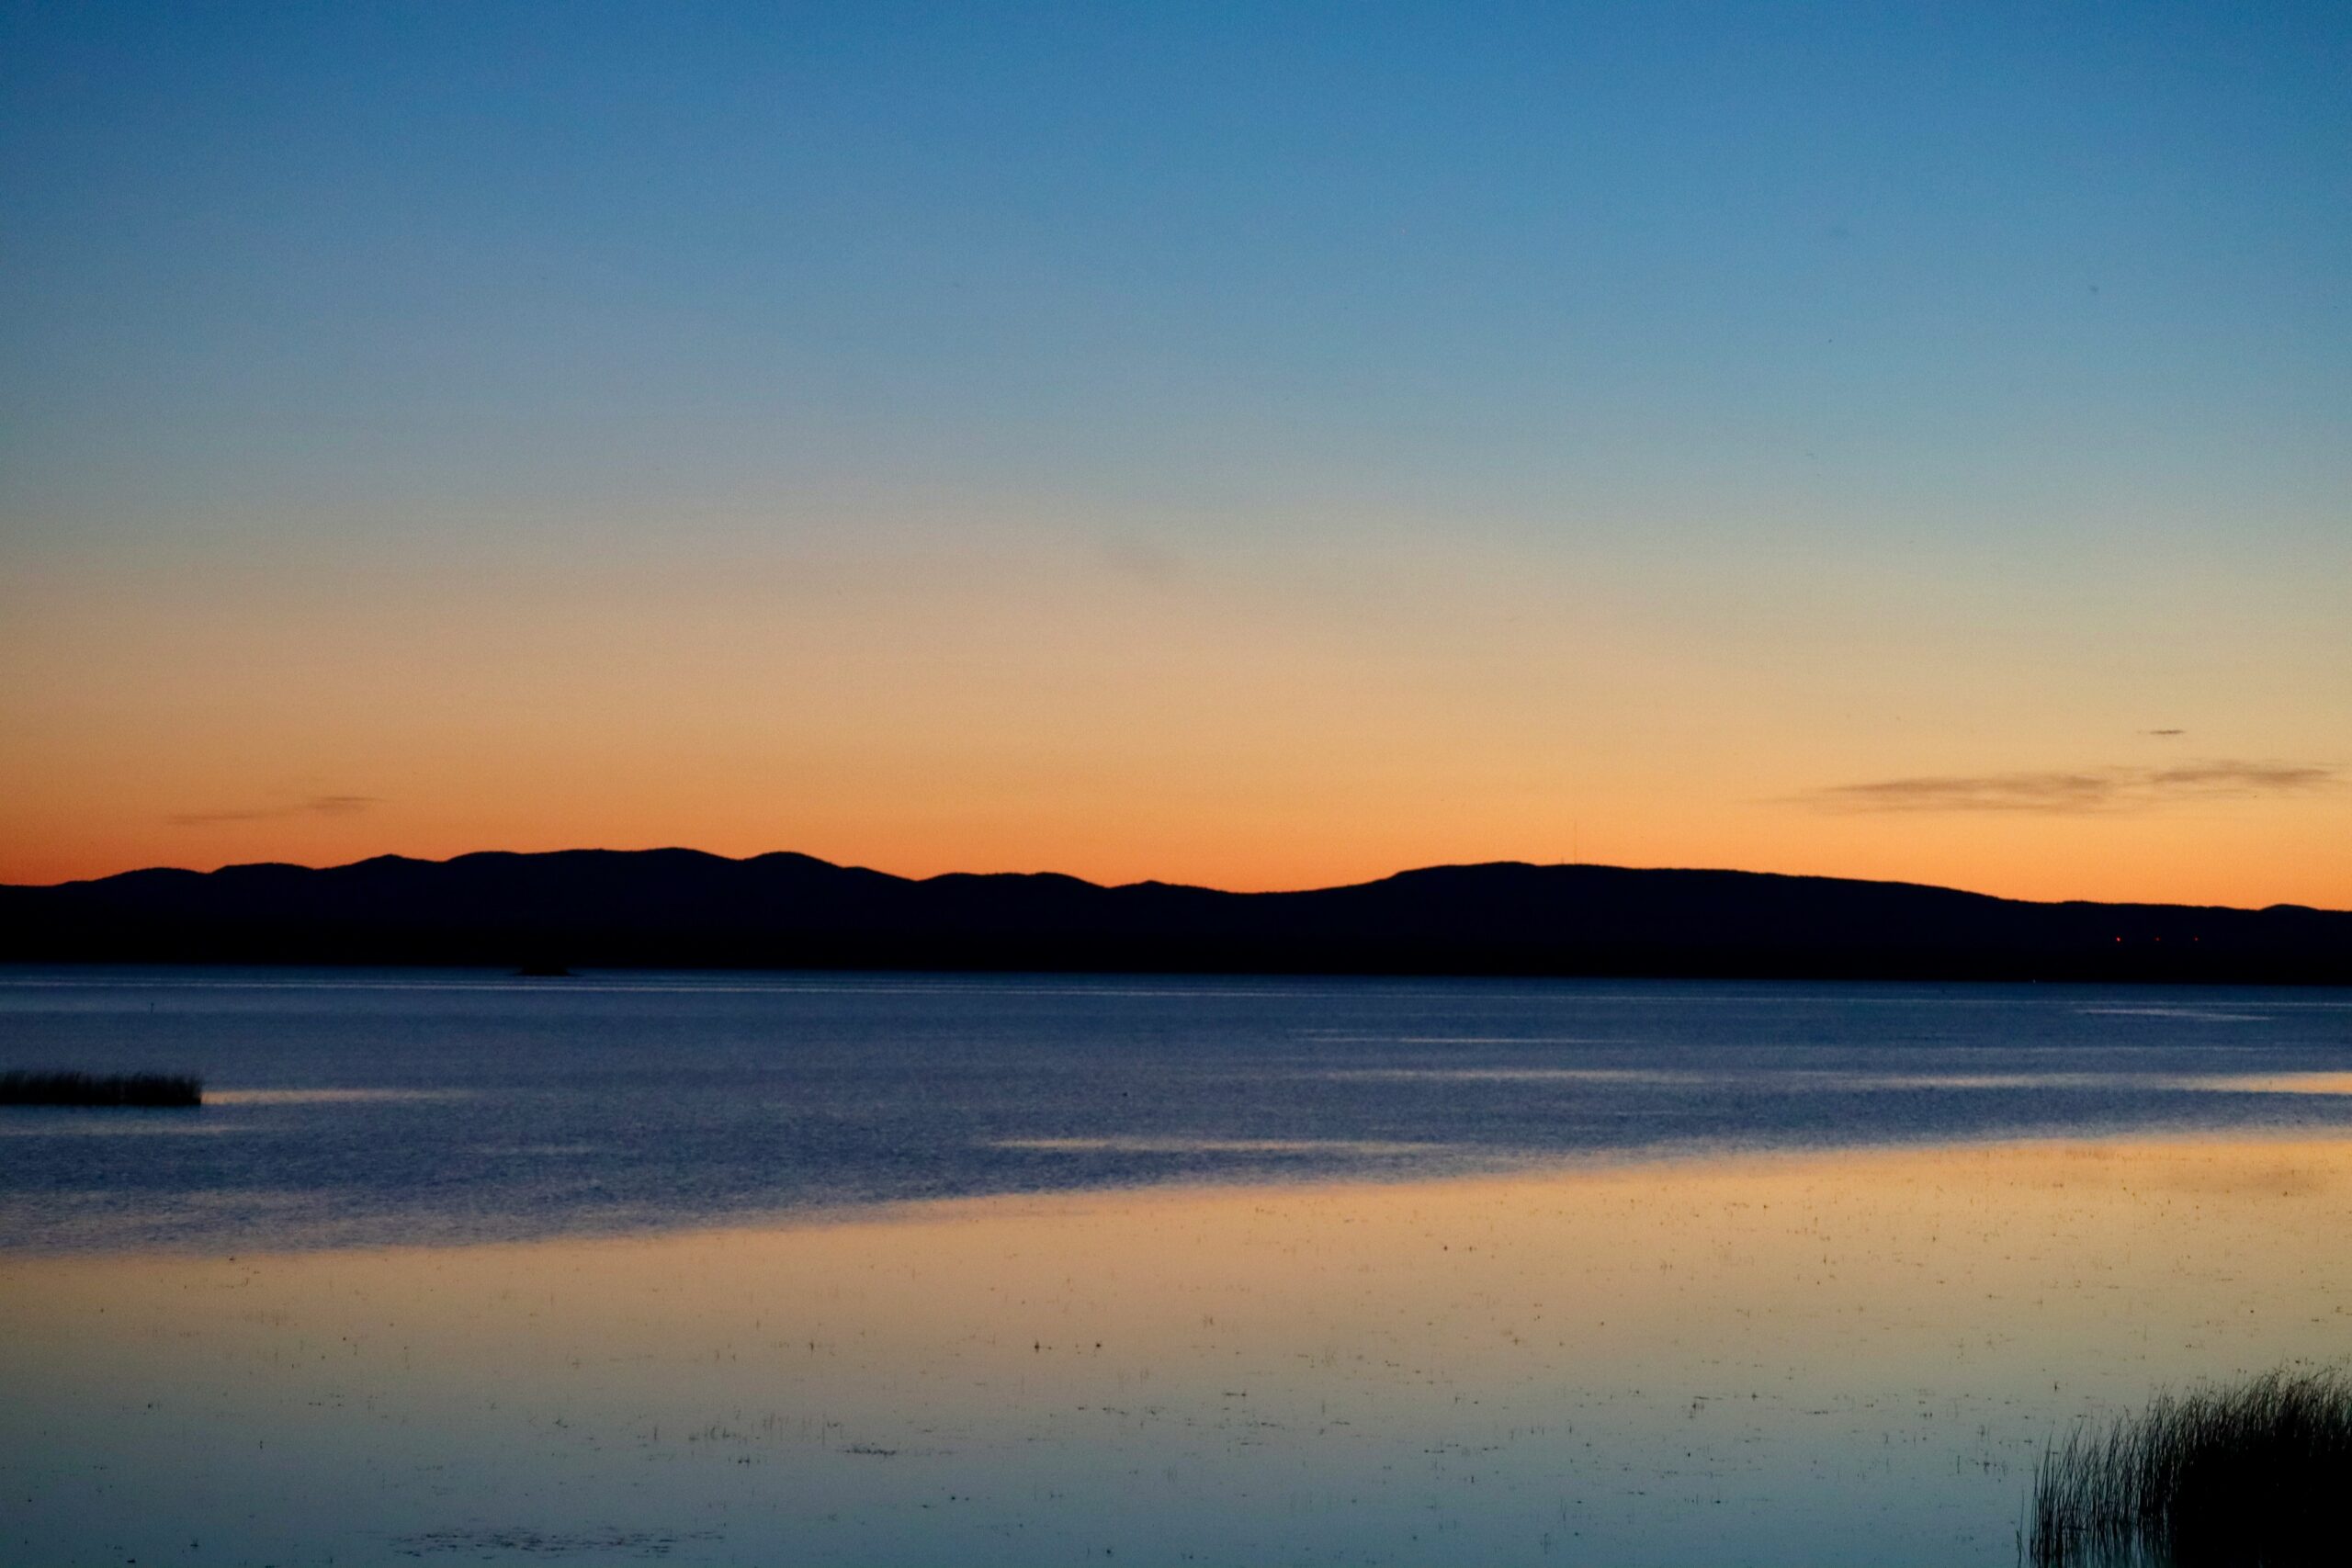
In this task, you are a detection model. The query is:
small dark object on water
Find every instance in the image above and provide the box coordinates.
[0,1070,202,1108]
[2028,1366,2352,1566]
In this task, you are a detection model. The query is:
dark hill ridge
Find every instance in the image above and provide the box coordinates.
[0,850,2345,983]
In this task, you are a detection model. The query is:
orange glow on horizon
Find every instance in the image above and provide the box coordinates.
[4,536,2344,908]
[4,816,2345,913]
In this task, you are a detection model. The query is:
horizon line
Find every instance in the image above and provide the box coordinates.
[15,845,2339,918]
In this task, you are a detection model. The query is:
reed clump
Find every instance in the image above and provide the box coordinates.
[2029,1367,2352,1567]
[0,1070,202,1108]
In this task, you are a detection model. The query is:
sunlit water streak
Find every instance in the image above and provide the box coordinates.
[7,1139,2352,1566]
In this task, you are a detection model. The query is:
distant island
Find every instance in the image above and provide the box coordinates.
[3,849,2346,984]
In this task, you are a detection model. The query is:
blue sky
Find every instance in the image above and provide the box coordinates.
[3,2,2346,898]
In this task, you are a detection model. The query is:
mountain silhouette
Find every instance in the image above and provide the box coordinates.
[3,850,2345,983]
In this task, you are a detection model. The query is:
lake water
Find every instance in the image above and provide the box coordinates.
[5,967,2351,1564]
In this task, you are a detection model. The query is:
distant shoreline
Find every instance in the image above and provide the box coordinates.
[4,849,2345,986]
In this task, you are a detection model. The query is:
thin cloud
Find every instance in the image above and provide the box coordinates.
[1801,761,2335,815]
[2143,762,2331,793]
[168,795,380,827]
[2144,728,2185,738]
[1097,536,1186,589]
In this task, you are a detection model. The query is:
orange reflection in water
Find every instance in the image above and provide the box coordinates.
[6,1136,2351,1566]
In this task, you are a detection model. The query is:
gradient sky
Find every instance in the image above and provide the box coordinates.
[4,2,2346,905]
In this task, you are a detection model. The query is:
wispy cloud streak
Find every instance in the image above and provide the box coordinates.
[1802,761,2335,815]
[168,795,379,827]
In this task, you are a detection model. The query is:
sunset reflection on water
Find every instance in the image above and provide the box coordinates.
[6,1136,2350,1566]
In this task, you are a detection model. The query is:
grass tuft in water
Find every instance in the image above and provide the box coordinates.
[0,1070,203,1108]
[2028,1367,2352,1566]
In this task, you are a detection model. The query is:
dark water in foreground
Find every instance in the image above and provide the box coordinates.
[3,966,2348,1250]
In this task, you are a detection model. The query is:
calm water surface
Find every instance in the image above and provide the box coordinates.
[3,967,2350,1250]
[5,968,2351,1566]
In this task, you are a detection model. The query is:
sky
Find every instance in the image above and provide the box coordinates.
[3,1,2346,906]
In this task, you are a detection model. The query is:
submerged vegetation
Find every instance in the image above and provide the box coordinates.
[0,1070,202,1107]
[2029,1368,2352,1567]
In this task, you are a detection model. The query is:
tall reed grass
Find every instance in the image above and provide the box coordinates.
[0,1070,202,1107]
[2028,1367,2352,1566]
